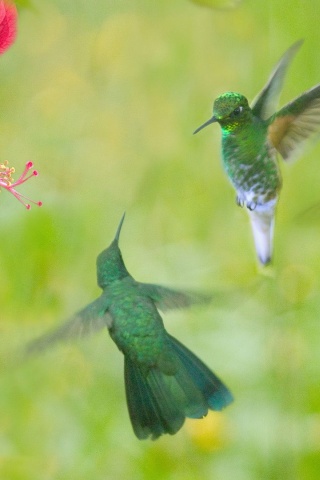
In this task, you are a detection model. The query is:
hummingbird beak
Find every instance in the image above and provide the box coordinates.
[193,116,217,134]
[114,212,126,242]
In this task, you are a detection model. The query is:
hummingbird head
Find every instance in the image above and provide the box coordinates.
[194,92,252,134]
[96,213,130,289]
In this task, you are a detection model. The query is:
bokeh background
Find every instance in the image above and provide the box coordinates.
[1,0,320,478]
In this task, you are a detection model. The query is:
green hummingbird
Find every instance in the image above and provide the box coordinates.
[194,40,320,265]
[25,214,233,440]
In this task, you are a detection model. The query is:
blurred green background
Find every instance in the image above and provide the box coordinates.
[1,0,320,478]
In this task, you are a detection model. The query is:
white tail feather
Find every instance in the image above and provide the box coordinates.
[248,203,276,265]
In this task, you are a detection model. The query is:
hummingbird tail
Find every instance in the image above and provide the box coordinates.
[124,334,233,440]
[248,203,276,265]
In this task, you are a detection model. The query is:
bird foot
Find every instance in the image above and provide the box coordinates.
[236,195,257,211]
[247,201,257,211]
[236,195,244,208]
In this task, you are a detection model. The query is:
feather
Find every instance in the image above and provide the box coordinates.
[247,200,276,266]
[268,86,320,162]
[124,356,178,440]
[24,297,112,356]
[137,283,212,312]
[124,333,233,440]
[169,335,233,411]
[251,39,303,120]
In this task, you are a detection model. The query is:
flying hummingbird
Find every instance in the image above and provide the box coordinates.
[194,40,320,265]
[25,214,233,440]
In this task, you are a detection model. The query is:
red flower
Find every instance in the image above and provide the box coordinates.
[0,1,17,55]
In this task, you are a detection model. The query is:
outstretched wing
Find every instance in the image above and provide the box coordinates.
[268,84,320,162]
[251,39,303,120]
[136,282,212,312]
[24,296,112,356]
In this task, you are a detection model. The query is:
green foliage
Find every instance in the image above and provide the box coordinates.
[1,0,320,479]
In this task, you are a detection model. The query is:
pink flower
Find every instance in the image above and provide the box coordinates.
[0,1,17,55]
[0,160,42,209]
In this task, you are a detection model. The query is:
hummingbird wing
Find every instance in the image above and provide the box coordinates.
[24,296,112,356]
[136,282,212,312]
[251,39,303,120]
[268,84,320,162]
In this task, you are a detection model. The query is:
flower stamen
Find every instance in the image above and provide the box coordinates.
[0,160,42,209]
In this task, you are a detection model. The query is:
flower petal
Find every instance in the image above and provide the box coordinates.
[0,1,17,55]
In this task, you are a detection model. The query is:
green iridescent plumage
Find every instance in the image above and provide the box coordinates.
[194,40,320,265]
[25,214,233,440]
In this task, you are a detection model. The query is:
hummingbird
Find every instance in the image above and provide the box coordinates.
[25,214,233,440]
[194,40,320,265]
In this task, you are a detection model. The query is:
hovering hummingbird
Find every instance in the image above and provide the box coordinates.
[25,214,233,440]
[194,40,320,265]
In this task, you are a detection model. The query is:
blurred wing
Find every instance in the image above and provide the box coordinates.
[25,296,112,356]
[268,84,320,162]
[251,39,303,120]
[137,282,212,312]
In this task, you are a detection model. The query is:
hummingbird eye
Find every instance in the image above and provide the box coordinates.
[232,106,243,117]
